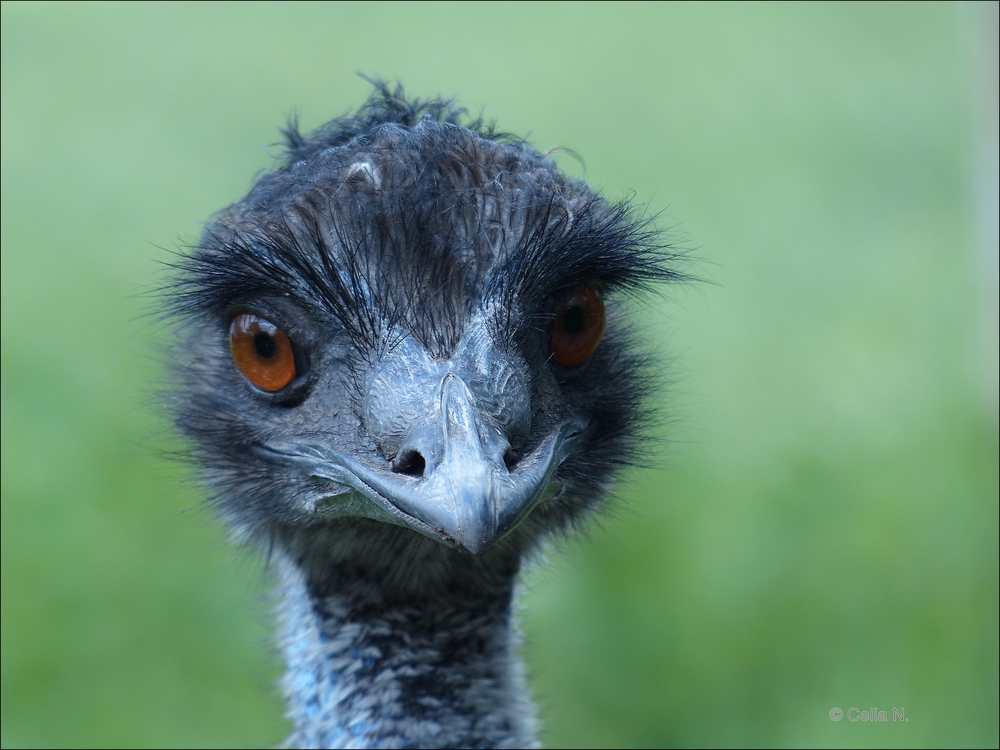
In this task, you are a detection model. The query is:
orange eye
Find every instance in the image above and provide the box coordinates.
[550,285,605,368]
[229,313,297,392]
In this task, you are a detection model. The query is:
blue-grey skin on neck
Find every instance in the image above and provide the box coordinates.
[169,86,677,748]
[277,535,538,749]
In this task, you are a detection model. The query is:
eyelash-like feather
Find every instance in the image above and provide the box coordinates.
[166,85,689,354]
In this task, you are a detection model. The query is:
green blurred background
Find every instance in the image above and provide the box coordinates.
[2,2,997,747]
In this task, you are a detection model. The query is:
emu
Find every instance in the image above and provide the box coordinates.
[169,83,681,748]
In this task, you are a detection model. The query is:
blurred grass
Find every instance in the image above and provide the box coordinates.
[1,2,996,747]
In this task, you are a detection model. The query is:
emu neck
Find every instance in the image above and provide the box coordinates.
[276,525,538,749]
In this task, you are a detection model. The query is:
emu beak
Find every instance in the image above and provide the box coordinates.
[256,376,589,554]
[381,372,512,553]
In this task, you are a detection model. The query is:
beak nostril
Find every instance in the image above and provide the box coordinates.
[392,449,427,477]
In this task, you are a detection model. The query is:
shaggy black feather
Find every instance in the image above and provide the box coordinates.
[166,82,687,748]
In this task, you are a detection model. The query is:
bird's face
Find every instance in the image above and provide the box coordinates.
[240,298,597,554]
[172,121,674,557]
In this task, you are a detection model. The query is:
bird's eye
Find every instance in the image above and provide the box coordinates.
[550,285,605,368]
[229,313,297,392]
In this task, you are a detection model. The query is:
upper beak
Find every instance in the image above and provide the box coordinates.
[257,373,589,553]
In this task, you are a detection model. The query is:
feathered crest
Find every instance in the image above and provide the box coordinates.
[166,80,689,355]
[279,78,506,167]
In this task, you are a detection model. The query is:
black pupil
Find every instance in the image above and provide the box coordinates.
[254,332,277,358]
[562,306,586,335]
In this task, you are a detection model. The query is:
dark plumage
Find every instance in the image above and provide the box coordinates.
[168,82,684,748]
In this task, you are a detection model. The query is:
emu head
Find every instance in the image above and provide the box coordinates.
[170,87,677,563]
